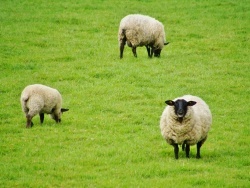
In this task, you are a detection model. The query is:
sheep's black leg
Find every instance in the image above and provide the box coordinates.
[132,47,137,57]
[172,144,179,159]
[196,141,203,159]
[39,113,44,124]
[185,144,190,158]
[120,41,126,59]
[146,46,152,58]
[120,44,124,59]
[169,139,179,159]
[196,137,207,159]
[120,30,126,59]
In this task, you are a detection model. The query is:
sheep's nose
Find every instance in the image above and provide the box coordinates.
[178,109,184,116]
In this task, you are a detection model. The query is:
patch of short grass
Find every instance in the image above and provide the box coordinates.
[0,0,249,187]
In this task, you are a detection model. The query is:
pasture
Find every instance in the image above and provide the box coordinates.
[0,0,249,187]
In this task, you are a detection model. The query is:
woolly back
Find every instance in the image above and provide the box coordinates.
[21,84,62,108]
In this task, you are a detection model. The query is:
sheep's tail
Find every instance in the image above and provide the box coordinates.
[21,93,30,106]
[121,29,126,36]
[118,28,126,43]
[20,92,30,115]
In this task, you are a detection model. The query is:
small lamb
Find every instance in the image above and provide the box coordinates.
[20,84,69,128]
[118,14,169,58]
[160,95,212,159]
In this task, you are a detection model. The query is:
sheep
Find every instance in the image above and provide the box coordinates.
[160,95,212,159]
[118,14,169,58]
[20,84,69,128]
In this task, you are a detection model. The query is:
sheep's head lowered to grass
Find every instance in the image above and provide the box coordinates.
[153,42,169,57]
[50,108,69,123]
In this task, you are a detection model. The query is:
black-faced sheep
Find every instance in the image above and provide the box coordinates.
[118,14,169,58]
[160,95,212,159]
[20,84,69,128]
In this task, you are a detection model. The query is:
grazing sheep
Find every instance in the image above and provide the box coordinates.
[160,95,212,159]
[20,84,69,128]
[118,14,169,58]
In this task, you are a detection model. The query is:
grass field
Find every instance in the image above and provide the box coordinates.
[0,0,249,187]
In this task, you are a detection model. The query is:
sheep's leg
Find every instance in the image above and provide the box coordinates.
[146,46,152,58]
[185,144,190,158]
[26,114,33,128]
[174,144,179,159]
[169,139,179,159]
[132,47,137,57]
[172,144,179,159]
[120,44,124,58]
[120,29,127,59]
[120,39,126,59]
[196,141,203,159]
[196,137,207,158]
[39,113,44,124]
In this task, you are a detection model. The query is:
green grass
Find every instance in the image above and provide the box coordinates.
[0,0,249,187]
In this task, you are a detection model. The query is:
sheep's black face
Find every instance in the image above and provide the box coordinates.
[154,49,161,57]
[165,99,196,122]
[175,100,189,118]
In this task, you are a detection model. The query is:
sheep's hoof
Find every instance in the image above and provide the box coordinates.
[26,122,33,128]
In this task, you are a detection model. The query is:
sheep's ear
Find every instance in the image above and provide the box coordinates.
[61,108,69,113]
[187,101,196,106]
[165,100,174,106]
[164,42,169,45]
